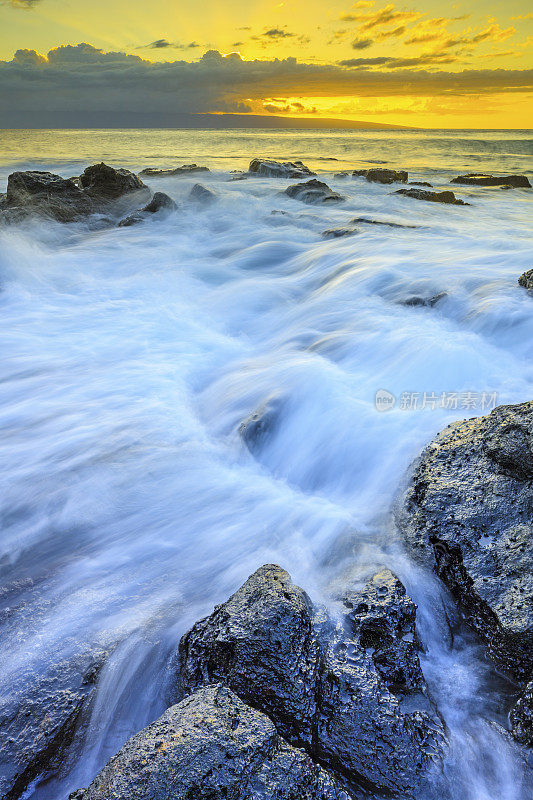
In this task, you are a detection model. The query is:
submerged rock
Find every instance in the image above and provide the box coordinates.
[510,681,533,746]
[239,396,284,454]
[285,179,344,205]
[322,227,358,239]
[0,646,108,800]
[451,173,531,188]
[398,401,533,683]
[139,164,209,177]
[350,216,418,229]
[409,181,433,187]
[72,685,347,800]
[249,158,316,179]
[400,292,447,308]
[518,269,533,292]
[2,171,95,223]
[395,188,468,206]
[118,191,177,227]
[188,183,216,204]
[176,564,444,796]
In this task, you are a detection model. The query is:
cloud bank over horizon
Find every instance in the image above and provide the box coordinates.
[1,42,532,127]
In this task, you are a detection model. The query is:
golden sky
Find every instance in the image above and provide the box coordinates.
[1,0,532,127]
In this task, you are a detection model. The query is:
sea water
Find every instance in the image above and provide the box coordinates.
[0,128,532,798]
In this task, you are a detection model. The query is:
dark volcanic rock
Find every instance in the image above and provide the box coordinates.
[285,179,344,205]
[398,401,533,683]
[401,292,447,308]
[139,164,209,177]
[510,681,533,746]
[3,171,95,222]
[322,227,358,239]
[176,564,444,796]
[79,163,149,204]
[409,181,433,187]
[350,216,418,229]
[395,188,468,206]
[74,685,348,800]
[0,646,108,800]
[451,173,531,188]
[518,269,533,292]
[188,183,216,204]
[249,158,316,179]
[362,168,408,184]
[118,191,177,227]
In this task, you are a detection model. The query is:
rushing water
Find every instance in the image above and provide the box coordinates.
[0,128,532,799]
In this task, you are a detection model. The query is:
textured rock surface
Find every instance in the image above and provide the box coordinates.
[350,216,418,229]
[510,681,533,746]
[239,396,284,454]
[518,269,533,292]
[177,564,444,796]
[249,159,315,179]
[139,164,209,177]
[3,171,95,222]
[352,168,408,184]
[322,227,358,239]
[72,685,348,800]
[118,191,177,227]
[285,179,344,205]
[398,401,533,682]
[395,188,468,206]
[451,173,531,188]
[79,163,148,202]
[0,647,108,800]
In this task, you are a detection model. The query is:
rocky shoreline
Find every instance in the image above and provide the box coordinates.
[0,157,531,799]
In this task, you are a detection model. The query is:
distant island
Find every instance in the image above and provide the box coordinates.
[1,111,412,130]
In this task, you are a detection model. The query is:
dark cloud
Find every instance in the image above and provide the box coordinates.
[1,43,531,127]
[340,52,458,68]
[352,38,373,49]
[140,39,201,50]
[253,27,296,40]
[1,0,41,7]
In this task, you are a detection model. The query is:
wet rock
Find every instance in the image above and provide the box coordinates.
[400,292,447,308]
[74,685,348,800]
[118,191,177,227]
[395,188,468,206]
[362,168,408,184]
[176,564,444,796]
[79,163,149,205]
[510,681,533,746]
[398,401,533,683]
[2,171,95,223]
[340,570,428,697]
[409,181,433,187]
[322,227,358,239]
[350,216,418,229]
[518,269,533,292]
[239,396,283,454]
[249,158,316,179]
[139,164,209,177]
[0,646,108,800]
[285,179,345,205]
[188,183,216,204]
[451,173,531,188]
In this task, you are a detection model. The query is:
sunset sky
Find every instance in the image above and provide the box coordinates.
[0,0,532,128]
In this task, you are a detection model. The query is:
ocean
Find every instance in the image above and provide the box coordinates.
[0,128,532,799]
